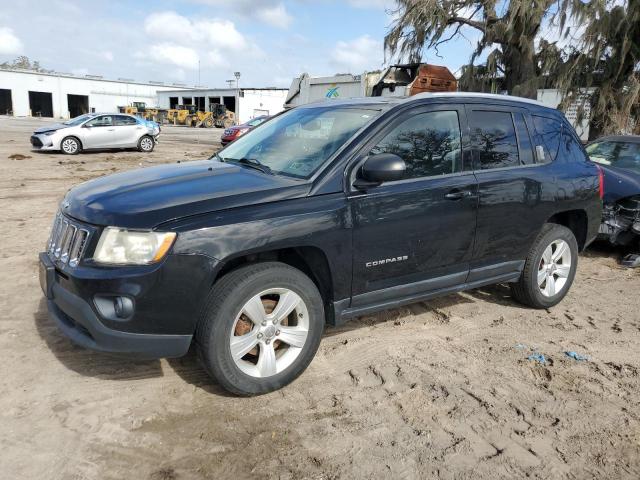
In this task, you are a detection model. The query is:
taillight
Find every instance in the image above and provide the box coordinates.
[596,165,604,199]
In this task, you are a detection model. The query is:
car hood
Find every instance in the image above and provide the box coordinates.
[600,164,640,203]
[63,160,309,229]
[34,123,69,134]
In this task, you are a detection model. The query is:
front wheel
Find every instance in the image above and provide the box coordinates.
[195,262,324,395]
[137,135,154,152]
[60,136,81,155]
[511,223,578,308]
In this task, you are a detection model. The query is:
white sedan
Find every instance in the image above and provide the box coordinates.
[30,113,160,154]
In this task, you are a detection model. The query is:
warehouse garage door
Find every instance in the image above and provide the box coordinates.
[28,91,53,117]
[0,89,12,115]
[67,94,89,118]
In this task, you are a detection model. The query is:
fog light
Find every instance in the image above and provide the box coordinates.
[94,295,134,321]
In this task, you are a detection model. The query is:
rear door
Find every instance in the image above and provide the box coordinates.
[113,115,142,147]
[349,104,479,304]
[81,115,115,148]
[467,105,555,280]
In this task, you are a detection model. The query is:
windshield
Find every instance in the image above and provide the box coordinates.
[217,106,381,178]
[63,114,95,126]
[586,141,640,173]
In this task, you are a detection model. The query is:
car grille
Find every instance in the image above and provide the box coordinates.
[47,213,91,267]
[31,135,43,147]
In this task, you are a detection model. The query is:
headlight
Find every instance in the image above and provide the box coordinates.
[93,227,176,265]
[44,131,57,136]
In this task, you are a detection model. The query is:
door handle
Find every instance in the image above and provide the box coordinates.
[445,190,473,200]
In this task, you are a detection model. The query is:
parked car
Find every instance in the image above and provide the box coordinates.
[30,113,160,155]
[585,135,640,247]
[40,93,602,395]
[220,115,269,146]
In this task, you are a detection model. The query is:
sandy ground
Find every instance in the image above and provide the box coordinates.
[1,116,639,480]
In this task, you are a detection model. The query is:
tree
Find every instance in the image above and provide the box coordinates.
[0,56,51,73]
[549,0,640,138]
[385,0,558,99]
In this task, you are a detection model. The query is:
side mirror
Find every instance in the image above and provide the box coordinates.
[355,153,406,188]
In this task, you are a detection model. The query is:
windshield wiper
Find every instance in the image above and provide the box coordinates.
[223,157,274,175]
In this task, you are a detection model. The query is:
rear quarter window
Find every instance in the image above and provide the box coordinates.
[532,115,562,162]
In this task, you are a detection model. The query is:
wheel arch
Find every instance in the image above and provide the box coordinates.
[61,134,83,150]
[546,209,589,251]
[213,246,335,324]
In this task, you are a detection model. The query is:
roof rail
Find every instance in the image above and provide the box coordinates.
[408,91,546,107]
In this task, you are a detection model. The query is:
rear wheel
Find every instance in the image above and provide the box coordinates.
[60,136,81,155]
[183,115,193,127]
[137,135,154,152]
[511,223,578,308]
[195,262,324,395]
[203,117,214,128]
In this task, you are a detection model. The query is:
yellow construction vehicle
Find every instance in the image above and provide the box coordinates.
[118,102,167,123]
[203,103,235,128]
[166,105,198,126]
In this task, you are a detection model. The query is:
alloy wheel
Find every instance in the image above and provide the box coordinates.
[229,288,309,378]
[140,137,153,151]
[62,138,78,154]
[538,239,572,297]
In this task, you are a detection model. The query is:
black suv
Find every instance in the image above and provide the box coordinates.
[40,93,602,395]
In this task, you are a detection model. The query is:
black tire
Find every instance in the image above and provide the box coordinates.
[511,223,578,308]
[195,262,324,395]
[184,115,193,127]
[137,135,155,152]
[203,117,214,128]
[60,136,81,155]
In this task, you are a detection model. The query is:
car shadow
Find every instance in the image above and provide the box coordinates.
[32,285,536,392]
[34,297,164,381]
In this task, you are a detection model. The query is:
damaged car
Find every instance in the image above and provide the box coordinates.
[31,113,160,155]
[586,135,640,265]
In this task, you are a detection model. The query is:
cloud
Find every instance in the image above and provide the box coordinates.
[190,0,293,29]
[147,43,200,70]
[144,11,246,50]
[330,35,383,73]
[0,27,23,55]
[347,0,391,9]
[256,3,293,29]
[101,51,114,62]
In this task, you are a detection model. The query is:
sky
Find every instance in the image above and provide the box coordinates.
[0,0,483,88]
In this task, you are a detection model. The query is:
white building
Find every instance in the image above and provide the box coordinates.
[0,68,193,119]
[156,87,288,124]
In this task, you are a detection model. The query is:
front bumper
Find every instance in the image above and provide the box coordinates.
[31,134,57,151]
[39,250,217,358]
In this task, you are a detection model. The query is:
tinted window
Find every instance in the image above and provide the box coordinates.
[470,111,519,169]
[514,113,535,165]
[115,115,138,126]
[532,115,562,162]
[86,115,113,127]
[560,127,588,163]
[370,110,462,179]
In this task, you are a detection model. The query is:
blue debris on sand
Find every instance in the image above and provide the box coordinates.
[528,353,546,364]
[515,343,527,350]
[565,351,589,361]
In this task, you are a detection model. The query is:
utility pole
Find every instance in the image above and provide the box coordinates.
[234,72,241,125]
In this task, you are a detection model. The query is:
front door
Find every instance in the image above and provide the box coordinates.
[349,104,478,307]
[82,114,115,148]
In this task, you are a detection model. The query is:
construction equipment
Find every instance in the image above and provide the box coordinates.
[203,103,235,128]
[118,102,167,123]
[166,105,198,126]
